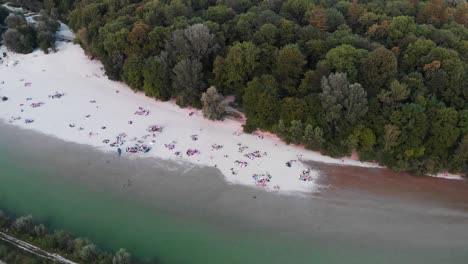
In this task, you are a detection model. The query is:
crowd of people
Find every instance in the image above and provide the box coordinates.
[252,173,272,187]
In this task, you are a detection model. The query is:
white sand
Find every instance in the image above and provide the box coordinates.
[3,24,431,194]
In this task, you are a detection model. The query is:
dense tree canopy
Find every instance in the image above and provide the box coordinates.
[7,0,468,175]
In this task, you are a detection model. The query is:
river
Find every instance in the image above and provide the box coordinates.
[1,123,468,264]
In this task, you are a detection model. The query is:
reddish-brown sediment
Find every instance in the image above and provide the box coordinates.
[309,161,468,210]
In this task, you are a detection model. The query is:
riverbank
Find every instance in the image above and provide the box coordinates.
[0,23,387,194]
[312,161,468,211]
[1,122,468,264]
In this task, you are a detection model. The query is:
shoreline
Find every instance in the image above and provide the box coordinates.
[310,161,468,211]
[0,24,384,194]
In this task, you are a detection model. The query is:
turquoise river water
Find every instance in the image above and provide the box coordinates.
[1,123,467,264]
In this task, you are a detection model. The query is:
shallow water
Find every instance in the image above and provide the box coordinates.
[1,123,468,264]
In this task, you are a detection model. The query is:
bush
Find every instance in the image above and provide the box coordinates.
[3,26,37,54]
[5,14,27,29]
[113,248,131,264]
[12,215,33,234]
[201,86,226,120]
[0,7,9,25]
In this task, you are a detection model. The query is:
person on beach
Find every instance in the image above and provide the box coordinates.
[118,148,122,156]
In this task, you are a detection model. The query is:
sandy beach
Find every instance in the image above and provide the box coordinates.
[0,24,385,194]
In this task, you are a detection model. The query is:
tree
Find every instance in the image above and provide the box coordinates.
[147,26,169,56]
[363,47,398,97]
[288,120,304,144]
[205,5,236,23]
[235,12,256,41]
[425,104,460,161]
[220,0,254,13]
[37,30,55,53]
[34,12,60,53]
[326,8,345,32]
[243,75,280,132]
[253,23,278,45]
[454,3,468,27]
[3,27,36,54]
[122,55,144,90]
[378,80,410,107]
[12,215,33,234]
[304,39,328,66]
[303,124,325,150]
[320,44,368,83]
[298,70,321,96]
[367,20,390,41]
[423,48,465,108]
[452,135,468,173]
[396,103,429,161]
[170,23,216,62]
[280,97,307,125]
[458,110,468,136]
[113,248,131,264]
[274,119,288,139]
[5,14,27,29]
[126,23,150,56]
[355,126,376,152]
[347,0,361,28]
[320,73,368,133]
[213,42,260,96]
[33,224,47,238]
[96,20,131,80]
[172,59,205,107]
[278,19,297,46]
[80,244,97,262]
[425,0,448,26]
[52,230,74,251]
[0,6,9,25]
[281,0,312,25]
[143,56,171,100]
[256,44,278,76]
[309,6,328,32]
[389,16,416,41]
[274,44,306,96]
[383,124,401,152]
[401,39,436,72]
[201,86,226,120]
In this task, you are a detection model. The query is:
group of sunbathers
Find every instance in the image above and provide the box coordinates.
[299,168,313,181]
[211,144,223,150]
[235,160,248,168]
[30,102,44,108]
[49,92,65,99]
[252,173,272,187]
[147,125,163,132]
[164,142,176,150]
[134,107,150,116]
[186,149,200,156]
[126,144,151,153]
[244,150,263,160]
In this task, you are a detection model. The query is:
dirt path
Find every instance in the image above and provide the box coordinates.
[0,231,77,264]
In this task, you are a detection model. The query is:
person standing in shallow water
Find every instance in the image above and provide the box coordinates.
[118,148,122,156]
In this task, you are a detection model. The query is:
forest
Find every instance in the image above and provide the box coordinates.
[2,0,468,175]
